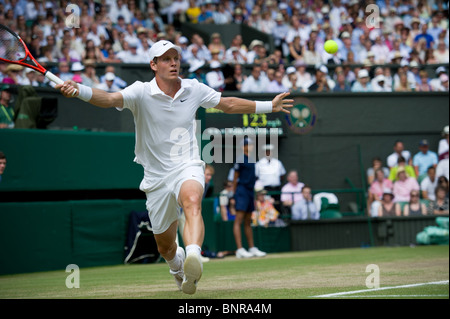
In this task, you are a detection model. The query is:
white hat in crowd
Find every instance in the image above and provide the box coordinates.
[358,69,369,78]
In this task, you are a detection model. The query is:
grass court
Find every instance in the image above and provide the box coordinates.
[0,245,448,300]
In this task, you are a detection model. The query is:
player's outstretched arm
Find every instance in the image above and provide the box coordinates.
[215,92,293,114]
[55,80,123,109]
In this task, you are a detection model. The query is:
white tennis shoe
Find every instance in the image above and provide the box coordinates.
[182,253,203,295]
[249,247,267,257]
[236,247,253,258]
[169,247,185,291]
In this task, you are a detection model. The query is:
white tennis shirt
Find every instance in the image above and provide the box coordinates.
[118,78,221,177]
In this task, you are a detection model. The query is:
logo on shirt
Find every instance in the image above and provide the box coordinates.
[180,99,187,102]
[285,98,317,135]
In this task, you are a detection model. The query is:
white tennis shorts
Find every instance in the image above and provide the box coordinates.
[139,162,205,235]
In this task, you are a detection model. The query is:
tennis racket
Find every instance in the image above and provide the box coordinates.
[0,24,76,94]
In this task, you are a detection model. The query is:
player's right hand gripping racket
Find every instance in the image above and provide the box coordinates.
[0,24,76,95]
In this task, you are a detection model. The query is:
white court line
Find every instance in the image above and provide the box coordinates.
[313,280,449,298]
[328,295,448,298]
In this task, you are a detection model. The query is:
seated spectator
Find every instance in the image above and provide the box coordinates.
[241,65,269,93]
[416,70,433,92]
[421,166,438,201]
[213,2,232,25]
[145,9,165,34]
[367,157,390,185]
[403,190,427,216]
[185,0,201,23]
[246,40,265,64]
[387,140,412,168]
[281,170,305,209]
[282,66,296,90]
[378,188,401,217]
[413,139,439,181]
[57,62,73,82]
[187,44,206,67]
[333,71,352,92]
[436,157,449,181]
[95,72,120,92]
[427,186,449,215]
[219,181,236,221]
[308,65,334,92]
[205,61,225,91]
[160,0,189,26]
[291,185,320,220]
[371,74,391,92]
[302,39,322,66]
[371,36,390,64]
[70,62,85,84]
[389,156,417,182]
[351,69,373,92]
[188,34,211,62]
[288,35,303,63]
[224,34,247,62]
[82,39,104,63]
[393,167,420,203]
[435,74,449,92]
[118,39,148,63]
[430,66,447,91]
[80,59,100,88]
[434,41,449,63]
[99,66,127,89]
[2,64,23,84]
[222,63,246,91]
[187,60,207,84]
[0,85,14,129]
[413,23,435,49]
[293,61,313,90]
[438,125,449,161]
[197,2,214,24]
[253,188,279,227]
[22,69,39,87]
[368,168,393,217]
[266,70,289,93]
[208,33,226,61]
[394,71,413,92]
[409,61,421,86]
[383,67,394,91]
[436,175,449,197]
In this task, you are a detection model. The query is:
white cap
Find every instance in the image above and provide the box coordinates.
[209,61,221,69]
[358,69,369,78]
[318,65,328,74]
[341,31,351,38]
[71,62,84,72]
[105,72,115,81]
[375,74,385,82]
[189,60,205,73]
[148,40,182,61]
[286,66,296,74]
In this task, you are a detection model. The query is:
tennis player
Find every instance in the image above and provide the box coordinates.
[56,40,293,295]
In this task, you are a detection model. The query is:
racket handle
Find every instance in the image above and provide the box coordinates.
[45,71,78,96]
[45,70,64,85]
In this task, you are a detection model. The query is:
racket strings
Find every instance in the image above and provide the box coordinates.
[0,27,26,62]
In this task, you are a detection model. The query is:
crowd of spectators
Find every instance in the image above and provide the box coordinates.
[367,128,449,217]
[0,0,448,93]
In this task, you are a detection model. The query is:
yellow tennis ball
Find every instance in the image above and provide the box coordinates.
[324,40,338,54]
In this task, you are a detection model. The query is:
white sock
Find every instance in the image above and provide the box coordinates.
[167,251,182,271]
[185,244,201,257]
